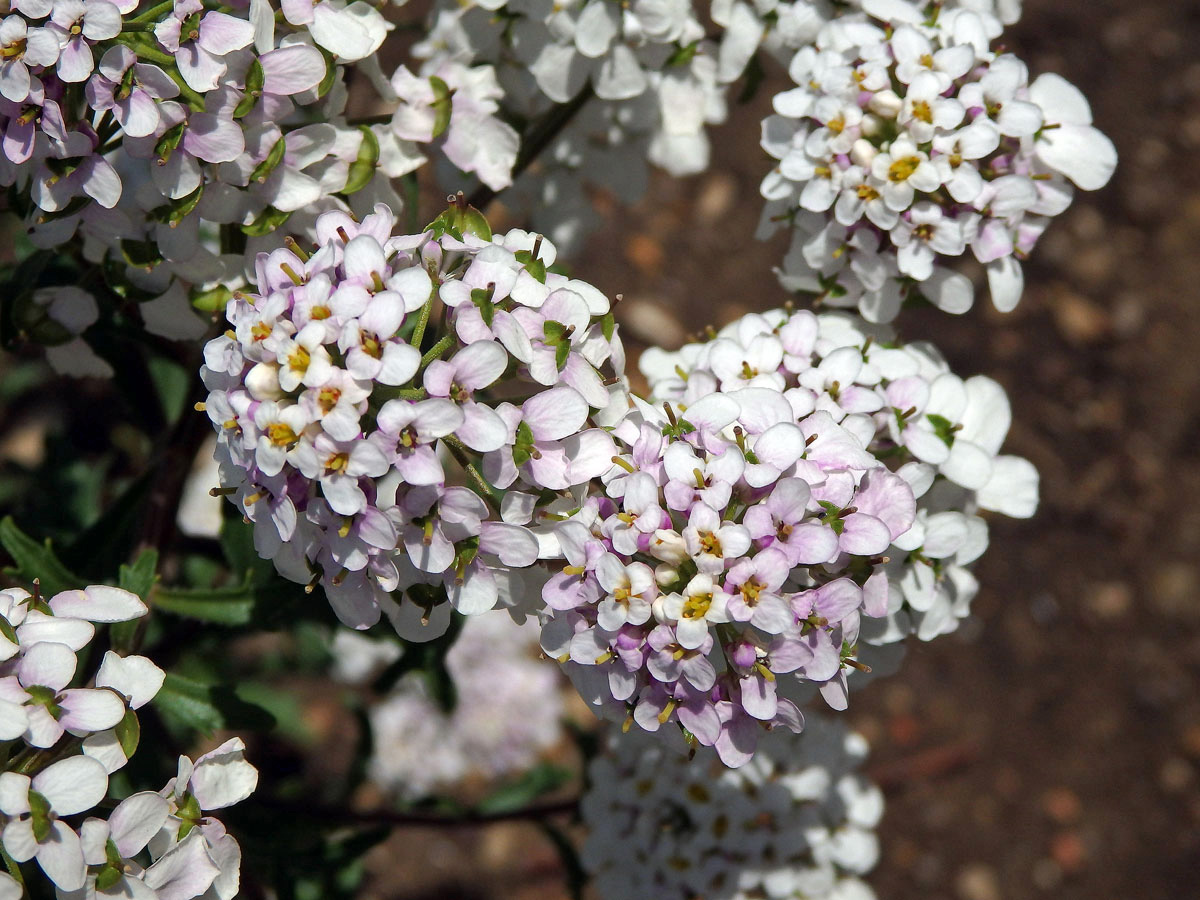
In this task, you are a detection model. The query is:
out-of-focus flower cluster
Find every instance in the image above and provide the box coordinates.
[582,715,882,900]
[759,0,1116,320]
[0,582,256,898]
[201,203,627,639]
[333,612,564,801]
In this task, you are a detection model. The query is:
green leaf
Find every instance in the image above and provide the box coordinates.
[153,672,276,735]
[152,578,256,626]
[148,355,189,425]
[62,471,153,583]
[0,516,82,595]
[119,548,159,602]
[475,763,572,815]
[149,183,203,226]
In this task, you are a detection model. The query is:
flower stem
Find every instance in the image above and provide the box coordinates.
[468,81,595,210]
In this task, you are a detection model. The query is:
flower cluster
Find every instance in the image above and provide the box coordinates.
[333,611,565,801]
[4,0,523,375]
[539,330,918,765]
[642,307,1038,648]
[201,202,627,639]
[0,582,256,897]
[759,0,1116,319]
[582,715,882,900]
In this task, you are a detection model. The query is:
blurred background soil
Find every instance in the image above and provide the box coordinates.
[359,1,1200,898]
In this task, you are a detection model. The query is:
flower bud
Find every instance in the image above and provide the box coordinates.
[868,89,902,118]
[245,362,284,400]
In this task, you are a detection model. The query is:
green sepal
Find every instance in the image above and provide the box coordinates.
[601,311,615,342]
[121,238,163,269]
[149,183,204,226]
[925,413,957,447]
[341,126,379,195]
[176,792,202,840]
[818,500,846,535]
[241,205,292,236]
[115,707,140,759]
[250,136,287,185]
[10,292,73,345]
[153,121,185,165]
[191,284,232,312]
[429,75,454,139]
[665,40,699,67]
[316,48,337,98]
[514,250,546,283]
[95,865,123,892]
[470,287,495,327]
[512,420,536,466]
[234,59,265,118]
[28,791,51,843]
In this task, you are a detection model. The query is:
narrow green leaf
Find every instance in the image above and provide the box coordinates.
[0,517,81,595]
[475,763,571,815]
[152,578,256,625]
[153,672,276,734]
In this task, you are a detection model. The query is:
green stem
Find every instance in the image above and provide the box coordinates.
[401,171,420,234]
[443,435,501,510]
[120,21,157,31]
[410,291,434,352]
[468,80,594,210]
[418,333,455,371]
[129,0,175,22]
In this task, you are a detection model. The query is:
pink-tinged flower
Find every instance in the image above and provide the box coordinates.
[86,45,179,138]
[154,0,255,93]
[661,574,730,650]
[374,398,463,485]
[30,101,121,212]
[682,503,751,575]
[0,16,58,103]
[424,340,509,452]
[0,642,124,746]
[721,548,793,632]
[47,0,122,82]
[594,554,656,630]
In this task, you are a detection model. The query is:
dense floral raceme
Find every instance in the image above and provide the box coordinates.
[3,0,521,375]
[538,305,1036,766]
[0,583,257,898]
[758,0,1116,320]
[332,611,565,801]
[201,201,628,639]
[582,715,883,900]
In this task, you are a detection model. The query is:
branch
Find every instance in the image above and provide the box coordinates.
[256,796,579,829]
[468,82,595,210]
